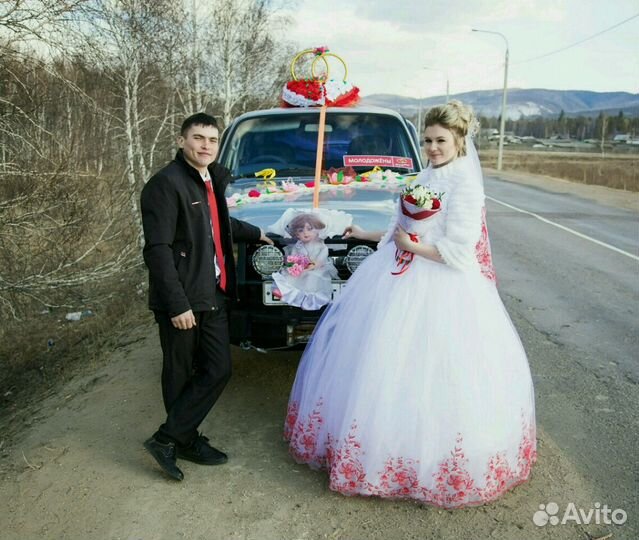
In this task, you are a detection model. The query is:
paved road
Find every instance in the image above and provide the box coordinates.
[484,173,638,534]
[485,175,638,382]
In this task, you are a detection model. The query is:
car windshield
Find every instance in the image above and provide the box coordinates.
[219,111,419,179]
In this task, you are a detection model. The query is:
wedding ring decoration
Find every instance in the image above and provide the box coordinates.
[281,46,360,108]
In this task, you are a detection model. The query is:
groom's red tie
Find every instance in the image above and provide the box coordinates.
[204,178,227,292]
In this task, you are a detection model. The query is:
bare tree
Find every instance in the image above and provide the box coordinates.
[200,0,293,124]
[0,0,296,320]
[69,0,187,245]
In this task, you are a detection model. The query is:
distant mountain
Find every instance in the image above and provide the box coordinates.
[362,89,639,119]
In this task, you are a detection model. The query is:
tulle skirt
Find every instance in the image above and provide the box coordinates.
[284,242,536,508]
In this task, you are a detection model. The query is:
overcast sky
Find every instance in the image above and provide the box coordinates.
[280,0,639,98]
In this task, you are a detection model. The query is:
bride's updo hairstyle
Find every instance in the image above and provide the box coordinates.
[423,100,478,157]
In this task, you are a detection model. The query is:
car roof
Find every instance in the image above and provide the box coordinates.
[228,106,407,124]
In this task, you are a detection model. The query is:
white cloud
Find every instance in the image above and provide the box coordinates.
[279,0,639,96]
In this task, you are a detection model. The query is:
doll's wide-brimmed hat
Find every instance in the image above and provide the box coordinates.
[281,47,360,108]
[267,208,353,239]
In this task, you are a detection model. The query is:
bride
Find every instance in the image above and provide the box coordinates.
[284,100,536,508]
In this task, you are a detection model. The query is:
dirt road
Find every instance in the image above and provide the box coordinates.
[0,320,621,540]
[1,169,636,539]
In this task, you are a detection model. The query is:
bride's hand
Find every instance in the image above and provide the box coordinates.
[342,224,366,240]
[393,226,417,252]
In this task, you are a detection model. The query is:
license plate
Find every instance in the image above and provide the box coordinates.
[262,281,345,305]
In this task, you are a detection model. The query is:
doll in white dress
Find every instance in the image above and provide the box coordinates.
[272,213,338,310]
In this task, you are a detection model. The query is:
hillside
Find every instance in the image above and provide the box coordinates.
[362,89,639,119]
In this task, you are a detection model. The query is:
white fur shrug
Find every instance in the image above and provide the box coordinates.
[379,156,485,273]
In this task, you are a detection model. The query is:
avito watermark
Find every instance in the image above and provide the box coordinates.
[533,502,627,527]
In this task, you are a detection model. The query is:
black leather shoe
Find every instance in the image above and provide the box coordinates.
[177,434,228,465]
[143,437,184,480]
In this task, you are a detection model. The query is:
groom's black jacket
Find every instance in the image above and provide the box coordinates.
[141,150,261,316]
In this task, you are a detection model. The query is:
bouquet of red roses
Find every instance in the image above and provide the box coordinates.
[399,184,443,228]
[393,185,444,276]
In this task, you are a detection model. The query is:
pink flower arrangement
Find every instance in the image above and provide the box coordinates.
[281,179,300,192]
[286,254,311,277]
[325,166,356,185]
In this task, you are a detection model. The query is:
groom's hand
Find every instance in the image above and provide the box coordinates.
[171,309,196,330]
[259,229,274,245]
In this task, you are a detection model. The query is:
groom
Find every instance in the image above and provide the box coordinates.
[140,112,272,480]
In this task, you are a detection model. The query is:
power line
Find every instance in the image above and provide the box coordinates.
[512,12,639,65]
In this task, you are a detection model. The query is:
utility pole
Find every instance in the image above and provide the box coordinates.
[472,29,509,171]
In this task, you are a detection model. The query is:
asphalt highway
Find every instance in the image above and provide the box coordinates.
[484,173,638,534]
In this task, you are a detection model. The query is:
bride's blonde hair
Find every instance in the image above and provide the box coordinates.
[423,100,478,156]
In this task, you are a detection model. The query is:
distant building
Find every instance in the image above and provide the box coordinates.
[480,128,499,137]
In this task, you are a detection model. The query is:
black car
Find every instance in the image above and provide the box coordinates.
[218,106,423,350]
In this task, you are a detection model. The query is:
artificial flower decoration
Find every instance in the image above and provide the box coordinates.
[325,166,357,185]
[281,179,300,192]
[225,192,242,208]
[281,47,360,108]
[224,169,418,207]
[285,254,312,277]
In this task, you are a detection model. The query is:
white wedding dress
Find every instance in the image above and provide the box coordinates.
[284,148,536,508]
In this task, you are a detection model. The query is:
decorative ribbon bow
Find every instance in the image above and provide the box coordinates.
[391,233,419,276]
[255,168,278,192]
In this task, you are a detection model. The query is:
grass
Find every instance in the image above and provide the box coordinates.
[477,149,639,192]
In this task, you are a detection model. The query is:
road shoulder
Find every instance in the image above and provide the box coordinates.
[483,167,639,212]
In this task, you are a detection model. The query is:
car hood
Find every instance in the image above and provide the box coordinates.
[227,178,402,232]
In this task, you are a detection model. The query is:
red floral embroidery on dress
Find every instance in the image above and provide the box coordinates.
[329,426,367,494]
[286,399,325,467]
[284,400,537,508]
[372,457,421,498]
[427,434,477,506]
[475,207,497,283]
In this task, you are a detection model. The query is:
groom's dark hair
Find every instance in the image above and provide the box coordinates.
[180,113,219,136]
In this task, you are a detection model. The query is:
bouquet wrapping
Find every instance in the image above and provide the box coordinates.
[396,184,443,237]
[392,185,444,276]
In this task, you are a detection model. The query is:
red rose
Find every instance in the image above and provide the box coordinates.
[286,80,323,101]
[304,181,316,188]
[431,198,441,209]
[404,194,417,205]
[248,189,261,198]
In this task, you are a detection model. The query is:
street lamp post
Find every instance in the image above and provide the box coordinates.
[423,66,450,102]
[472,29,509,171]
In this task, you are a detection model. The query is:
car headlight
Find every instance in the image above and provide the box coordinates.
[252,245,284,277]
[344,245,374,274]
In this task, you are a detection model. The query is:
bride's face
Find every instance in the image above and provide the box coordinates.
[424,124,458,166]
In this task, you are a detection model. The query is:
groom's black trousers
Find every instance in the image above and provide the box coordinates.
[153,290,231,447]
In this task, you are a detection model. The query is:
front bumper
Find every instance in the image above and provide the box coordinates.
[229,294,326,349]
[230,238,375,350]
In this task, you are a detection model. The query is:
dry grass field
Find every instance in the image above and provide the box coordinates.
[477,149,639,192]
